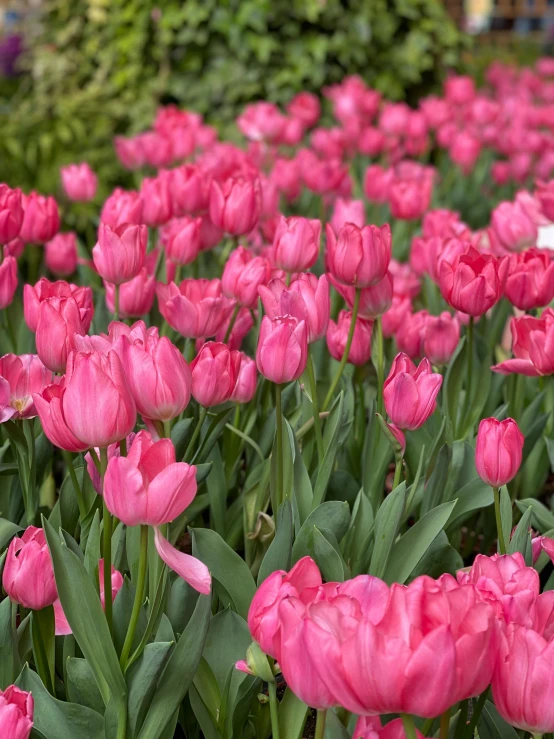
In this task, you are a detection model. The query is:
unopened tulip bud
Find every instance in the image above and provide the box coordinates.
[476,417,524,487]
[256,315,308,384]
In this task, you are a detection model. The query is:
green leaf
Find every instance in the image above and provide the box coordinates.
[312,392,344,509]
[0,518,21,549]
[138,593,212,739]
[421,444,450,516]
[202,608,252,691]
[0,598,14,689]
[293,435,313,524]
[205,446,227,537]
[508,506,533,563]
[291,501,350,564]
[191,528,256,619]
[66,658,105,715]
[127,641,174,738]
[194,408,234,464]
[83,510,101,577]
[278,687,308,739]
[444,335,466,436]
[31,606,55,695]
[258,499,293,585]
[478,700,520,739]
[516,498,554,532]
[447,478,493,529]
[312,526,345,581]
[384,500,457,584]
[270,417,294,516]
[369,482,407,579]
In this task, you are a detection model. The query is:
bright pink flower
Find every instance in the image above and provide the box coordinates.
[190,342,241,406]
[2,526,57,610]
[358,127,386,157]
[153,527,211,594]
[493,309,554,376]
[213,305,254,350]
[93,223,147,285]
[331,272,393,320]
[256,315,308,384]
[237,102,286,143]
[504,248,554,310]
[258,274,330,343]
[140,175,173,227]
[35,297,87,374]
[0,256,17,309]
[439,246,506,316]
[60,163,97,202]
[326,223,391,288]
[138,131,174,168]
[327,310,372,366]
[114,135,146,169]
[170,164,210,215]
[450,131,481,174]
[271,216,321,273]
[287,92,320,128]
[382,296,412,339]
[33,383,89,452]
[209,177,261,236]
[476,417,524,487]
[363,165,394,204]
[45,232,78,277]
[271,157,302,202]
[0,354,54,422]
[162,216,201,266]
[24,278,93,333]
[389,259,421,299]
[100,188,143,228]
[384,352,442,430]
[222,246,271,308]
[198,214,223,251]
[491,201,538,252]
[389,176,433,220]
[423,312,460,365]
[396,310,428,359]
[445,75,476,104]
[536,179,554,221]
[230,353,257,404]
[301,152,350,195]
[105,268,155,318]
[19,193,60,244]
[157,278,234,338]
[492,161,512,186]
[330,198,365,233]
[0,185,23,244]
[0,685,34,739]
[120,326,191,421]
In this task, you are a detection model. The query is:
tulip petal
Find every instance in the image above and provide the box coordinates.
[154,527,211,594]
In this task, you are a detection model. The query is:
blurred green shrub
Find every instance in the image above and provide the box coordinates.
[0,0,467,193]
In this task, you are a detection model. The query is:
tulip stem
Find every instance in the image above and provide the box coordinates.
[375,315,385,417]
[224,303,241,344]
[184,406,208,462]
[440,710,450,739]
[393,451,403,490]
[492,486,507,554]
[62,450,86,521]
[275,383,284,509]
[114,284,120,321]
[100,448,113,637]
[466,316,474,405]
[464,687,489,738]
[120,524,148,671]
[315,710,327,739]
[306,351,325,464]
[323,288,361,411]
[162,420,171,439]
[267,681,281,739]
[401,714,417,739]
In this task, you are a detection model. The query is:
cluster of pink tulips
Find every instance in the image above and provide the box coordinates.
[2,57,554,739]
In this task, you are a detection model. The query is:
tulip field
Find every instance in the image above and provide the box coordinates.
[3,60,554,739]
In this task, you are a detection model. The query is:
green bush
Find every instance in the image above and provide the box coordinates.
[0,0,467,193]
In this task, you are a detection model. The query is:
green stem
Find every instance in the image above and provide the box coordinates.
[454,700,469,739]
[275,384,284,509]
[113,284,120,321]
[401,714,417,739]
[120,524,148,670]
[493,486,507,554]
[100,448,113,637]
[306,350,325,464]
[62,451,86,521]
[268,681,281,739]
[323,288,361,411]
[223,303,241,344]
[421,718,435,737]
[3,309,17,353]
[375,315,385,416]
[464,687,489,739]
[184,406,208,462]
[116,701,128,739]
[466,316,474,405]
[440,710,450,739]
[314,710,327,739]
[224,423,265,464]
[393,451,403,490]
[162,419,171,439]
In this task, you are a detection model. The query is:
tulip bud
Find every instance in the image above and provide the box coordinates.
[100,188,143,228]
[327,310,373,366]
[326,222,391,288]
[209,177,261,236]
[389,176,433,220]
[504,248,554,310]
[384,352,443,430]
[0,185,23,244]
[190,342,241,406]
[35,297,86,374]
[24,278,93,333]
[157,278,234,339]
[140,175,173,227]
[331,272,393,320]
[2,526,57,610]
[162,216,201,266]
[93,222,147,285]
[105,269,155,319]
[491,200,538,253]
[230,353,257,404]
[259,274,330,344]
[20,193,60,244]
[256,315,308,384]
[423,312,460,366]
[0,256,17,309]
[60,163,98,202]
[475,417,524,487]
[170,164,210,216]
[364,165,394,204]
[439,246,506,316]
[0,685,34,739]
[271,216,321,273]
[222,246,271,309]
[45,232,78,277]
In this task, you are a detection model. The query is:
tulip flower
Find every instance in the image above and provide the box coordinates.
[100,188,143,228]
[331,272,393,320]
[60,162,98,202]
[24,278,93,333]
[162,216,201,266]
[384,352,442,430]
[93,222,147,285]
[330,198,365,233]
[326,222,391,288]
[213,305,254,351]
[446,74,475,103]
[423,312,460,366]
[0,685,34,739]
[271,157,302,202]
[0,256,17,309]
[536,179,554,221]
[0,354,54,422]
[0,184,23,244]
[382,295,412,339]
[157,278,234,339]
[105,268,156,318]
[256,315,308,384]
[140,175,173,227]
[120,327,191,422]
[388,176,433,220]
[190,342,241,407]
[170,164,210,216]
[450,131,481,174]
[395,310,429,359]
[476,418,524,488]
[491,200,538,252]
[364,165,394,204]
[271,216,321,273]
[222,246,271,309]
[504,248,554,310]
[33,383,89,452]
[45,232,78,277]
[301,153,350,196]
[230,353,257,404]
[209,177,261,235]
[237,102,286,143]
[493,309,554,376]
[327,310,372,366]
[35,297,87,374]
[2,526,57,610]
[19,192,60,244]
[439,246,506,316]
[287,91,320,127]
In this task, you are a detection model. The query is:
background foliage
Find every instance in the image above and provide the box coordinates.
[0,0,466,194]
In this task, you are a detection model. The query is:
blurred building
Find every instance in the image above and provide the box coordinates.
[447,0,554,40]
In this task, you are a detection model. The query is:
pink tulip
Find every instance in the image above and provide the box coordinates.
[258,274,330,343]
[389,259,421,299]
[475,417,524,488]
[395,310,429,359]
[450,131,481,174]
[24,278,93,333]
[330,198,365,233]
[138,131,173,168]
[157,279,234,339]
[422,209,465,239]
[162,216,201,266]
[60,163,98,202]
[271,157,302,202]
[170,165,210,216]
[19,193,60,244]
[33,383,89,452]
[359,127,386,157]
[0,685,34,739]
[491,200,538,252]
[93,222,147,285]
[445,75,476,104]
[384,352,443,430]
[45,232,78,277]
[493,309,554,376]
[439,246,506,316]
[209,177,261,236]
[287,91,320,127]
[271,216,321,273]
[85,432,137,494]
[153,527,212,594]
[326,223,391,288]
[0,256,17,309]
[504,248,554,310]
[198,214,224,251]
[230,353,257,404]
[0,185,23,244]
[331,272,393,320]
[140,175,173,227]
[301,153,350,196]
[327,311,373,366]
[105,268,155,318]
[423,312,460,366]
[114,136,145,169]
[190,342,241,406]
[536,179,554,221]
[382,295,412,339]
[100,188,143,228]
[222,246,271,309]
[212,305,254,350]
[0,354,54,422]
[389,176,433,220]
[256,315,308,384]
[364,165,394,204]
[120,327,191,421]
[237,102,286,143]
[35,297,86,374]
[2,526,57,610]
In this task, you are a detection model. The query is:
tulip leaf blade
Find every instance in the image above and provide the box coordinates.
[312,525,345,582]
[312,391,345,509]
[478,700,520,739]
[278,686,309,739]
[66,658,105,715]
[369,481,407,579]
[126,641,174,738]
[0,597,14,689]
[507,506,533,562]
[0,517,21,549]
[444,335,466,438]
[258,498,294,585]
[516,498,554,533]
[291,501,350,564]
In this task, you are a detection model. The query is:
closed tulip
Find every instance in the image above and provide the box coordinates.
[389,176,433,220]
[382,295,412,339]
[2,526,57,610]
[0,256,17,309]
[170,164,210,216]
[157,279,234,339]
[0,685,34,739]
[33,383,89,452]
[93,222,147,285]
[395,310,429,359]
[258,274,330,343]
[287,91,320,127]
[439,246,506,316]
[493,309,554,376]
[100,188,143,228]
[330,198,365,233]
[35,297,87,374]
[0,185,23,244]
[256,315,308,384]
[326,223,391,288]
[327,311,373,366]
[120,327,191,421]
[0,354,54,422]
[60,163,98,202]
[222,246,271,309]
[331,272,393,320]
[423,312,460,366]
[271,216,321,273]
[162,216,201,266]
[476,417,524,488]
[504,248,554,310]
[105,268,155,318]
[140,175,173,227]
[45,232,78,277]
[364,165,394,204]
[190,342,241,406]
[491,200,538,253]
[24,278,93,333]
[19,193,60,244]
[230,353,257,404]
[209,177,261,235]
[384,352,443,430]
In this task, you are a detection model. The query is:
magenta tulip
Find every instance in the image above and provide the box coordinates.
[384,352,443,430]
[93,222,147,285]
[190,342,241,406]
[2,526,57,610]
[271,216,321,273]
[326,222,391,288]
[0,685,33,739]
[60,163,98,202]
[476,417,524,487]
[256,315,308,384]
